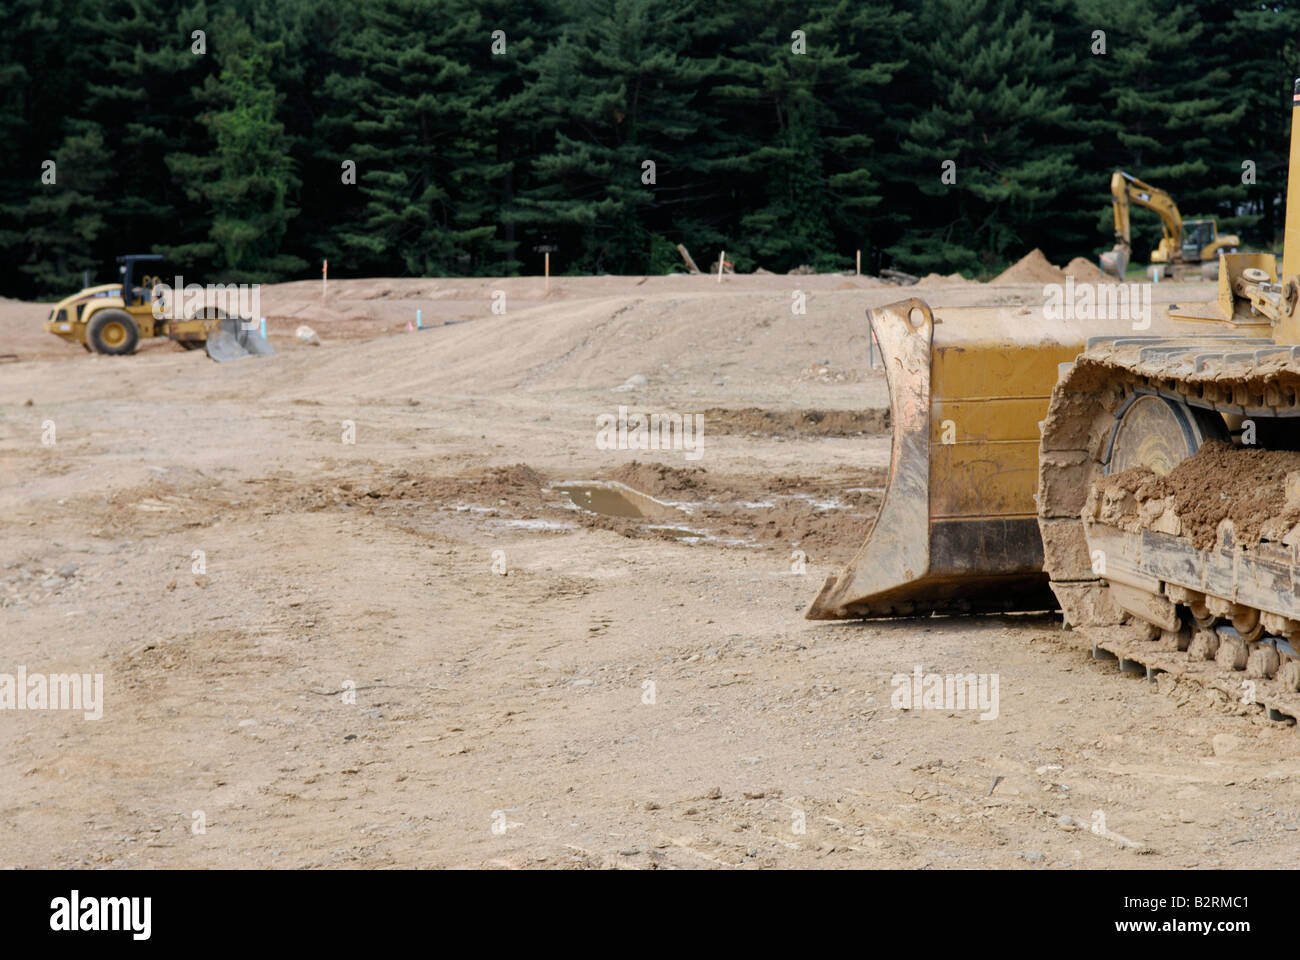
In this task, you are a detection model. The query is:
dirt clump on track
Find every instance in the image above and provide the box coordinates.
[1096,440,1300,549]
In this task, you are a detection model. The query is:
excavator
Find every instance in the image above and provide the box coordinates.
[1099,171,1240,280]
[808,79,1300,723]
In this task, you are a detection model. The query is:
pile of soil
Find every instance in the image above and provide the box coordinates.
[572,468,886,561]
[250,463,551,513]
[993,249,1066,285]
[1063,257,1114,283]
[606,461,709,498]
[913,272,968,287]
[1097,441,1300,549]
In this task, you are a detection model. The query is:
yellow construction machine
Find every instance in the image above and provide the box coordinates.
[809,79,1300,721]
[1100,171,1239,281]
[45,254,229,354]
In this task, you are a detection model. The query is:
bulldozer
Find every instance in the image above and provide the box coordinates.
[808,79,1300,722]
[1099,171,1240,281]
[44,254,247,355]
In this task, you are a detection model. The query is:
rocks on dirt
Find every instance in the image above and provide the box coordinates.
[1212,733,1242,756]
[613,374,648,392]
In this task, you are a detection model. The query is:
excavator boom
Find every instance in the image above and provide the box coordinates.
[1102,171,1183,279]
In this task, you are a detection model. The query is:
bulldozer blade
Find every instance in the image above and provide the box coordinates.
[206,316,275,362]
[805,299,1067,620]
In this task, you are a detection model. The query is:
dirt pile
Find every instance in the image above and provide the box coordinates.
[913,272,968,287]
[1063,257,1114,283]
[1095,441,1300,549]
[993,249,1066,285]
[606,461,709,498]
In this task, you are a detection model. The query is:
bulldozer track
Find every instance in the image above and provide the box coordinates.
[1039,333,1300,725]
[1068,623,1300,727]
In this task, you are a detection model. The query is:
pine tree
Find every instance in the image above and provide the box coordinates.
[705,0,908,272]
[885,0,1082,275]
[1223,1,1300,249]
[15,127,113,293]
[166,7,305,281]
[511,0,718,274]
[0,0,97,296]
[1073,0,1246,261]
[71,0,210,262]
[318,0,501,277]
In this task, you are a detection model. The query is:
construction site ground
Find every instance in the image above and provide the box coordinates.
[3,268,1299,870]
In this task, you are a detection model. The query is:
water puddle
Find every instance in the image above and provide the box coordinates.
[550,480,684,520]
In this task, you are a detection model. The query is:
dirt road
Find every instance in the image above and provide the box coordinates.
[2,275,1297,869]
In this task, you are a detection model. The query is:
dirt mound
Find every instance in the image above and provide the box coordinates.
[913,272,968,287]
[567,467,885,560]
[606,461,709,498]
[1063,257,1113,283]
[301,463,550,511]
[993,249,1065,285]
[699,407,889,437]
[1097,441,1300,550]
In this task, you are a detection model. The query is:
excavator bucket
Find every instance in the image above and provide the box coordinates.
[806,298,1083,619]
[1099,244,1129,280]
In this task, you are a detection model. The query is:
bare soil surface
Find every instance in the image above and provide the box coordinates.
[4,273,1295,871]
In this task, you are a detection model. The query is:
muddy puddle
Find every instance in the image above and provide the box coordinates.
[551,481,712,541]
[547,472,880,558]
[230,460,884,564]
[551,480,686,520]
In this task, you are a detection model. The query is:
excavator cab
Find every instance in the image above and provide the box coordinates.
[1182,219,1216,260]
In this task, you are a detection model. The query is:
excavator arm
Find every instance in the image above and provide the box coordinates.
[1101,171,1184,279]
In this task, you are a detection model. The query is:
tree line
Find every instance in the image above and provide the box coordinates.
[3,0,1300,299]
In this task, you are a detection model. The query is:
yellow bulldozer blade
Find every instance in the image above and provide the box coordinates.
[807,298,1079,618]
[805,289,1284,620]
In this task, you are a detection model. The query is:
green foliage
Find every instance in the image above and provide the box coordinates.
[4,0,1300,297]
[14,128,113,292]
[648,234,681,274]
[168,8,306,280]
